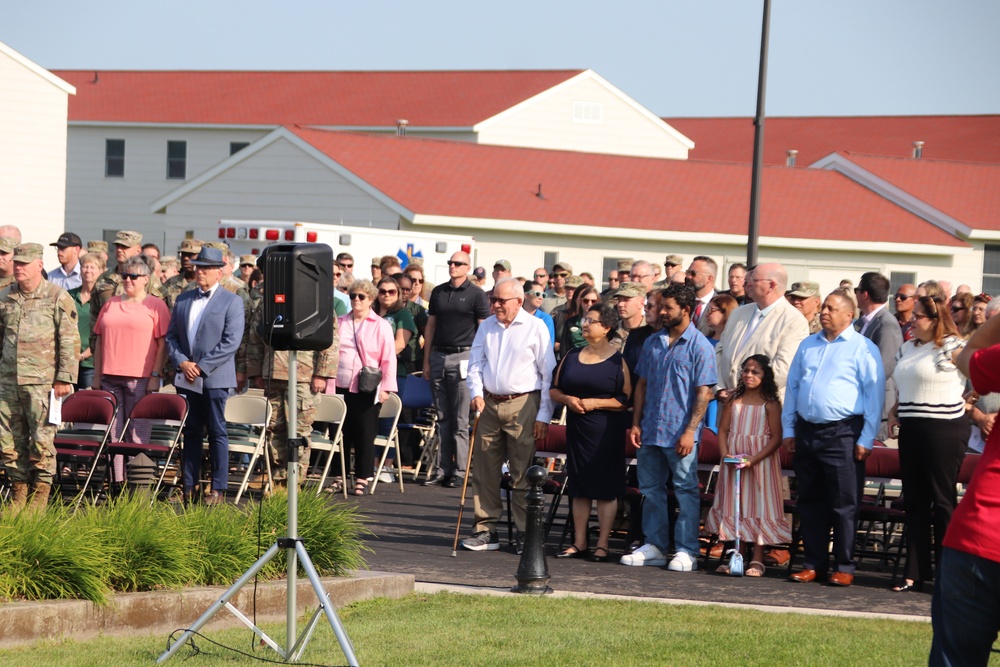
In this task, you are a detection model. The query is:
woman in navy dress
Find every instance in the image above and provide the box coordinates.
[550,303,632,562]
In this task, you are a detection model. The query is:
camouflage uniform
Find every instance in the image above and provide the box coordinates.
[247,306,339,483]
[0,236,16,290]
[162,273,197,310]
[0,275,13,290]
[0,258,80,485]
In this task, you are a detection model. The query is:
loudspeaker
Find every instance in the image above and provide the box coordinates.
[260,243,334,351]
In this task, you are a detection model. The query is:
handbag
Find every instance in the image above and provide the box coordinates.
[353,317,383,393]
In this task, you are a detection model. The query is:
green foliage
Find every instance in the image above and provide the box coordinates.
[0,503,111,604]
[0,489,368,604]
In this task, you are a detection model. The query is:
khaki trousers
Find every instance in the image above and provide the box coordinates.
[472,391,540,534]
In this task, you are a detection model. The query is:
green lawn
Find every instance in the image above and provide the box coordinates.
[0,591,973,667]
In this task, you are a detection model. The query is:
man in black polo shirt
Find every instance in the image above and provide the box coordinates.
[422,251,491,487]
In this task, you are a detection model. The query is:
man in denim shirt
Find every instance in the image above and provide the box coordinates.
[624,284,717,571]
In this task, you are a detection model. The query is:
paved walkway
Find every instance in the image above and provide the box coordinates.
[341,481,932,619]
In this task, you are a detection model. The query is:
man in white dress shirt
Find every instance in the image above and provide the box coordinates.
[461,277,556,553]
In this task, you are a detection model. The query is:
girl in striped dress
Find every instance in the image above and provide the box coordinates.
[706,354,791,576]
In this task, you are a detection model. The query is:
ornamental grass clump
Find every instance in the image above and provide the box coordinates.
[182,501,258,585]
[252,489,371,579]
[0,503,111,604]
[77,491,200,592]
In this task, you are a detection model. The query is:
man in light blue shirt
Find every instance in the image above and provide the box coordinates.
[782,291,885,587]
[48,232,83,290]
[523,280,555,345]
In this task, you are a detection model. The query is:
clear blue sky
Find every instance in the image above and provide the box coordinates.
[6,0,998,117]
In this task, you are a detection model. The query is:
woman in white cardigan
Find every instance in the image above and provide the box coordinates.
[888,295,969,593]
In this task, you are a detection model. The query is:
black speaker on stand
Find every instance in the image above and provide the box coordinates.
[259,243,334,351]
[159,241,358,666]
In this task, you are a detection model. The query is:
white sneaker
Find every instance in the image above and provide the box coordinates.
[668,551,698,572]
[377,470,395,483]
[619,543,667,567]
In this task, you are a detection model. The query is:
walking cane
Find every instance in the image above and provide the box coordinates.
[451,413,481,557]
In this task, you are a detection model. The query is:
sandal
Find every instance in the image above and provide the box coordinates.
[556,544,590,559]
[715,563,731,575]
[353,478,369,496]
[588,547,610,563]
[324,477,344,494]
[747,561,766,577]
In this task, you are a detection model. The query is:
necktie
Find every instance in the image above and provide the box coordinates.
[693,302,704,325]
[737,310,764,354]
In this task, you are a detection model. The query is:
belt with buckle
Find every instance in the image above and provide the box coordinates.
[434,345,471,354]
[485,390,529,403]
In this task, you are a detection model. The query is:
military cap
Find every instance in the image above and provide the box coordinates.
[552,261,573,274]
[12,243,44,262]
[664,254,684,267]
[493,259,512,272]
[788,281,820,298]
[87,240,108,254]
[371,257,381,267]
[114,230,143,247]
[0,237,17,253]
[614,282,648,299]
[616,258,634,273]
[239,254,257,267]
[565,275,584,288]
[160,255,179,269]
[178,238,203,254]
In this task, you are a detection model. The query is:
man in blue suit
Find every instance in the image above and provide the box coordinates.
[165,246,245,504]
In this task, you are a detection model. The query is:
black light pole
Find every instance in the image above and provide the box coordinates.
[747,0,772,268]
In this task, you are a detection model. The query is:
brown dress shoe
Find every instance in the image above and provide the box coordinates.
[828,571,854,587]
[763,548,790,566]
[202,490,225,505]
[789,568,819,583]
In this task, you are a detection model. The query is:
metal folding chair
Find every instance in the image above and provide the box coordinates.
[308,393,348,498]
[371,393,404,493]
[54,389,118,505]
[224,394,273,503]
[399,374,439,483]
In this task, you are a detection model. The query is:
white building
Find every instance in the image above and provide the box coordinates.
[0,41,75,266]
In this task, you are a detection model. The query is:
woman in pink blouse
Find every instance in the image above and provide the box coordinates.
[327,279,397,495]
[92,255,170,484]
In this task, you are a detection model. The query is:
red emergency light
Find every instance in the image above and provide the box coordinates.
[265,229,280,241]
[461,244,471,253]
[218,228,227,238]
[284,230,295,241]
[306,231,318,242]
[249,228,259,239]
[226,227,236,238]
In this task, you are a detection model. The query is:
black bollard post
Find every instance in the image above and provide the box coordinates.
[511,465,553,595]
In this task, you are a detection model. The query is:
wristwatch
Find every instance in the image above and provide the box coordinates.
[150,371,161,378]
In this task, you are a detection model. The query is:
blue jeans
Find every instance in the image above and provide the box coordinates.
[637,443,699,556]
[930,547,1000,666]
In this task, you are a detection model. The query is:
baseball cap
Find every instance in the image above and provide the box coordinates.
[51,232,83,248]
[614,282,648,298]
[664,254,684,267]
[493,259,512,272]
[114,230,143,247]
[552,261,573,274]
[13,243,43,262]
[178,238,204,254]
[788,281,820,298]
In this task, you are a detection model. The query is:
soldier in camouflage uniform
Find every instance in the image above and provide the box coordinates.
[0,237,16,290]
[0,243,80,514]
[246,305,339,487]
[86,240,109,265]
[91,231,163,336]
[162,238,203,310]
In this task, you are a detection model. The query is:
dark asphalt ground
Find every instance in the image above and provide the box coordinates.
[337,480,932,618]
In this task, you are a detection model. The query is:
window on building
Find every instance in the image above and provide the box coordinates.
[602,257,630,291]
[230,142,250,155]
[983,245,1000,295]
[167,141,187,179]
[889,271,917,297]
[543,252,559,274]
[105,139,125,177]
[573,101,603,123]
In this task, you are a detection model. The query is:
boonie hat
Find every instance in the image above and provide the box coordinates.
[565,275,584,288]
[239,254,257,267]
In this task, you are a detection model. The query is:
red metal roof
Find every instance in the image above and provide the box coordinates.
[664,116,1000,166]
[286,127,965,247]
[840,153,1000,232]
[52,69,584,126]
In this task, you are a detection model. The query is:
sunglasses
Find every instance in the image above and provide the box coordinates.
[951,306,967,313]
[447,260,468,267]
[894,293,913,300]
[378,289,398,296]
[120,273,147,281]
[349,293,368,301]
[339,263,353,269]
[490,296,518,304]
[553,272,568,278]
[533,274,547,280]
[410,278,424,283]
[526,290,545,298]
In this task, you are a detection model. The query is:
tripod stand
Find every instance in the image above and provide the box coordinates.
[157,350,358,665]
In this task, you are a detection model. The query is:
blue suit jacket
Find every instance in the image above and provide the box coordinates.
[166,285,245,390]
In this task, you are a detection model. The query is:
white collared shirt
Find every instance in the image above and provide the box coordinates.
[48,262,82,290]
[187,283,218,343]
[858,303,887,336]
[467,308,556,422]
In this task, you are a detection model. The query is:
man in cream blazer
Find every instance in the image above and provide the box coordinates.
[715,262,809,400]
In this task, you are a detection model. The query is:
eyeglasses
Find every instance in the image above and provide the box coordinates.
[894,293,913,300]
[120,273,147,281]
[490,296,519,305]
[581,298,600,306]
[607,276,619,282]
[533,274,547,280]
[349,293,368,301]
[378,289,398,296]
[553,272,568,278]
[526,290,545,298]
[630,274,652,280]
[447,260,468,267]
[580,317,600,325]
[410,277,424,284]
